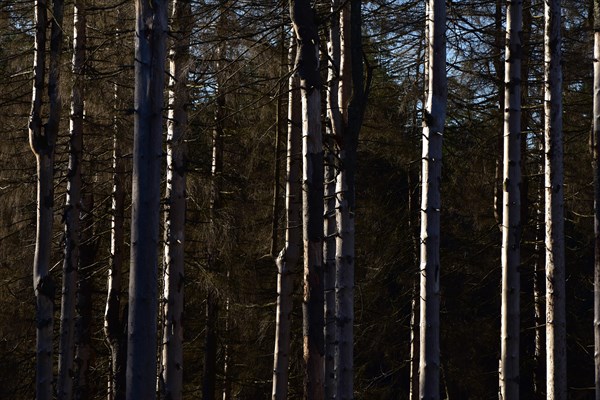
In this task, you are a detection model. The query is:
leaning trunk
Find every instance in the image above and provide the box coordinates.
[419,0,447,398]
[544,0,566,398]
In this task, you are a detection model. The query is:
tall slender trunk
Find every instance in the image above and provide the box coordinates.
[161,0,191,398]
[75,188,95,400]
[290,1,324,398]
[204,29,226,400]
[543,0,566,398]
[126,0,167,398]
[419,0,446,398]
[58,1,85,397]
[324,2,341,397]
[29,0,64,398]
[272,38,302,400]
[105,23,128,398]
[408,166,420,400]
[593,2,600,399]
[499,1,523,399]
[493,0,505,228]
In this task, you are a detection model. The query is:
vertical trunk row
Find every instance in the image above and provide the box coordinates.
[126,0,167,398]
[419,0,446,398]
[499,1,522,399]
[272,38,302,400]
[594,3,600,399]
[543,0,566,398]
[58,0,86,397]
[29,0,63,398]
[290,0,324,398]
[161,0,191,398]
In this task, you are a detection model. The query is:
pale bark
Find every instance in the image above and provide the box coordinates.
[126,0,167,398]
[593,2,600,399]
[290,1,324,398]
[272,39,302,400]
[58,1,85,397]
[324,2,341,397]
[544,0,566,398]
[499,1,522,399]
[419,0,446,398]
[493,0,505,229]
[161,0,190,398]
[29,0,63,398]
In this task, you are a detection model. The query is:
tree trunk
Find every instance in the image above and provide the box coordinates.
[290,1,324,398]
[499,1,522,399]
[419,0,446,398]
[75,189,96,400]
[544,0,566,398]
[324,1,341,397]
[161,0,190,398]
[105,13,128,396]
[126,0,167,398]
[58,1,85,397]
[272,37,302,400]
[593,2,600,399]
[202,293,219,400]
[493,0,505,229]
[29,0,63,398]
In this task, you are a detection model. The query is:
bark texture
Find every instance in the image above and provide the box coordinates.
[419,0,446,398]
[499,1,522,398]
[544,0,566,398]
[161,0,191,398]
[594,4,600,400]
[29,0,63,398]
[272,39,302,400]
[58,1,85,397]
[290,1,324,398]
[126,0,167,398]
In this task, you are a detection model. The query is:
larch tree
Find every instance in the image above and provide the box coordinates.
[594,1,600,398]
[499,0,522,398]
[290,0,324,397]
[161,0,191,398]
[544,0,566,398]
[272,39,302,400]
[419,0,446,398]
[29,0,64,398]
[126,0,167,398]
[58,0,86,397]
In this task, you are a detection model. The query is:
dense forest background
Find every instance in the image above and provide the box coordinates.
[0,0,596,398]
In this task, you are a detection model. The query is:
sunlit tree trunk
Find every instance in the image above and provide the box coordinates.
[29,0,64,398]
[126,0,167,398]
[543,0,566,398]
[161,0,190,398]
[419,0,446,398]
[290,0,324,398]
[58,1,85,397]
[272,38,302,400]
[594,3,600,399]
[324,1,341,397]
[499,1,522,399]
[105,16,128,397]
